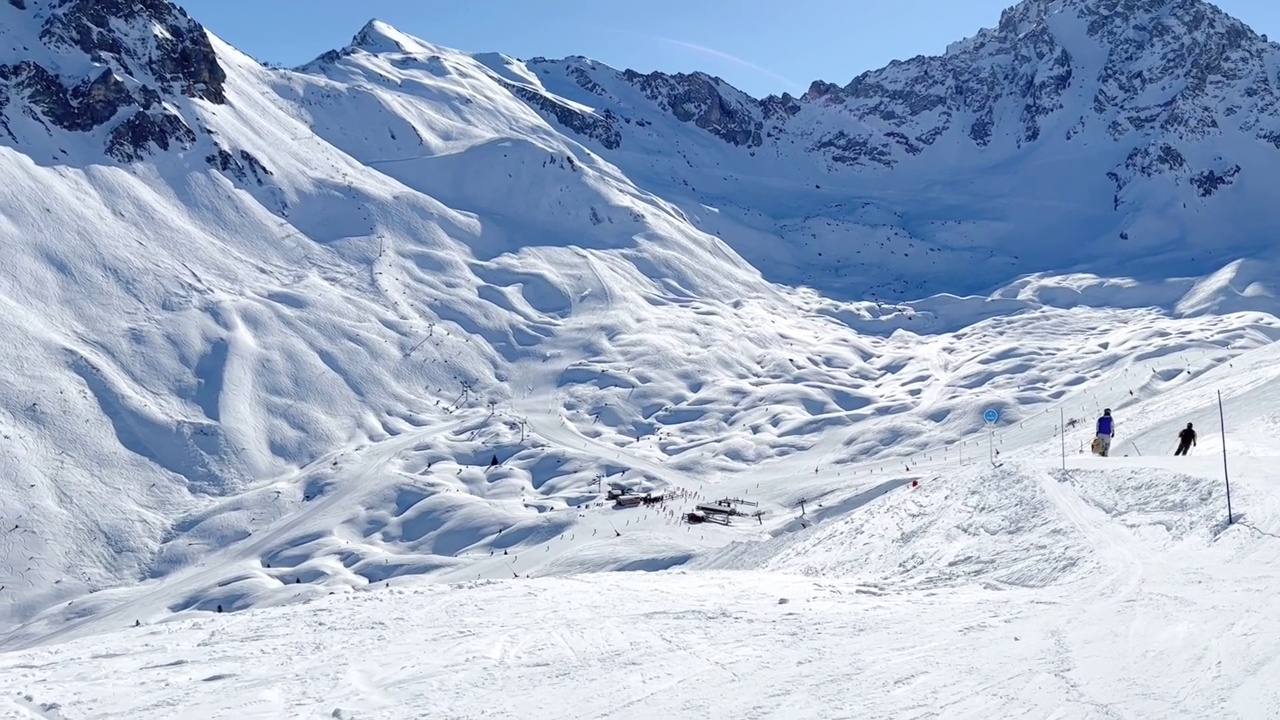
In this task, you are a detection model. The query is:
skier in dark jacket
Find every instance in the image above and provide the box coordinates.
[1175,423,1196,456]
[1095,409,1114,457]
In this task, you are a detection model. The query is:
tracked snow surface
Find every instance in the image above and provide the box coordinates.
[2,0,1280,716]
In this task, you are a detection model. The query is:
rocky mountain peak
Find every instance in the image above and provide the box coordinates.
[785,0,1280,173]
[499,0,1280,267]
[618,68,765,147]
[996,0,1198,31]
[0,0,225,160]
[521,0,1275,166]
[302,19,431,69]
[982,0,1264,65]
[349,19,428,56]
[39,0,225,103]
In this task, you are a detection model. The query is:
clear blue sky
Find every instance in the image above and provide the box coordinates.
[181,0,1280,98]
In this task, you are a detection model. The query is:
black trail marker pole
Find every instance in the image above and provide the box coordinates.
[1218,390,1233,525]
[1060,407,1066,471]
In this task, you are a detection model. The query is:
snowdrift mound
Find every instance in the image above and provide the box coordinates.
[700,463,1096,589]
[1058,468,1222,546]
[699,461,1223,590]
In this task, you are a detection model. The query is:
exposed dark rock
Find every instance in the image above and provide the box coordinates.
[915,125,947,146]
[810,131,896,168]
[105,110,196,162]
[309,49,345,67]
[1119,143,1187,185]
[1107,141,1192,207]
[5,62,146,133]
[804,80,846,104]
[0,0,232,162]
[1191,164,1241,196]
[70,69,137,129]
[969,109,995,147]
[621,69,763,147]
[567,65,608,97]
[760,93,801,120]
[40,0,227,104]
[505,84,621,150]
[884,130,923,156]
[8,62,71,127]
[206,147,274,185]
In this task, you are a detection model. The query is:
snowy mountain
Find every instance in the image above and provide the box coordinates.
[3,1,1280,712]
[515,0,1280,298]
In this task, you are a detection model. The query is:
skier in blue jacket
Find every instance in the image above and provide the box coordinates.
[1095,409,1114,457]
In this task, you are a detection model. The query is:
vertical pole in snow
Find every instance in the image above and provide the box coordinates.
[1218,390,1233,525]
[1060,407,1066,472]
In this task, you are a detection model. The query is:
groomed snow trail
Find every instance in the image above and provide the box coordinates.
[3,514,1279,720]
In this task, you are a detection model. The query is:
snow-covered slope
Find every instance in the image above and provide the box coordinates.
[7,342,1280,717]
[2,2,1280,705]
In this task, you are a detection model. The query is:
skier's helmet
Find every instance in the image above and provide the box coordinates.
[1187,422,1193,428]
[1103,408,1111,415]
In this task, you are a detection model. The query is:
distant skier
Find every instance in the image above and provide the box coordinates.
[1094,409,1114,457]
[1175,422,1197,456]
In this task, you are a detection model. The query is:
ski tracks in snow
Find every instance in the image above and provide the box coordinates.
[1041,469,1146,603]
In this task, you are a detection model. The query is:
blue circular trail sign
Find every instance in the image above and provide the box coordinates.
[983,408,999,424]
